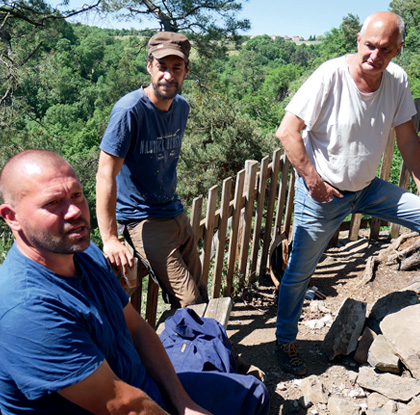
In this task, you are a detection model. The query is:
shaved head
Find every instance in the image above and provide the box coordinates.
[0,149,73,206]
[360,11,405,44]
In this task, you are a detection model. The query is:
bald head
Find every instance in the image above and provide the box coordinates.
[360,11,405,44]
[0,149,75,206]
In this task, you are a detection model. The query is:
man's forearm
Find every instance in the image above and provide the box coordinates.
[96,176,119,243]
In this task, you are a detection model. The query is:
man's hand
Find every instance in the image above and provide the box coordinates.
[183,404,213,415]
[184,407,212,415]
[308,179,343,203]
[103,237,134,276]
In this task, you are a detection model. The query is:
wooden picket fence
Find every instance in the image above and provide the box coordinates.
[132,99,420,327]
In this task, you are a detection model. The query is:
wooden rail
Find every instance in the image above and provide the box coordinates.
[131,98,420,327]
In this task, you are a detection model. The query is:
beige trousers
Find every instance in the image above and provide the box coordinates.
[126,213,207,308]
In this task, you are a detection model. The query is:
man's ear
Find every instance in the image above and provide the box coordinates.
[146,60,152,75]
[0,204,22,231]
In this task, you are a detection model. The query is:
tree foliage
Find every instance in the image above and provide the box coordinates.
[103,0,250,34]
[1,4,420,261]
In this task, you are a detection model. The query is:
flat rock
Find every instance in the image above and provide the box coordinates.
[368,334,400,374]
[367,291,419,334]
[381,304,420,379]
[357,366,420,402]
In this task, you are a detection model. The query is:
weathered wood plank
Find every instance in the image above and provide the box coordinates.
[391,162,411,239]
[201,185,219,285]
[212,177,233,298]
[349,213,362,241]
[203,297,233,329]
[259,149,282,277]
[190,195,203,240]
[370,128,396,239]
[249,156,270,283]
[226,169,245,296]
[283,169,295,239]
[238,161,259,284]
[274,154,290,235]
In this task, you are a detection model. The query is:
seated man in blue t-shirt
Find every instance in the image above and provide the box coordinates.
[0,149,269,415]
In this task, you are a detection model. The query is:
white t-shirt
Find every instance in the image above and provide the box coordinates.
[286,56,416,191]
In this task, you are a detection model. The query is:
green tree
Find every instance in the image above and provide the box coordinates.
[104,0,250,34]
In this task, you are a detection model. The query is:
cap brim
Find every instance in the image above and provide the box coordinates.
[151,49,188,61]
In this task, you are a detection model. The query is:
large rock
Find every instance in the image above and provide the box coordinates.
[367,334,400,374]
[322,298,367,360]
[367,291,419,334]
[357,366,420,402]
[381,304,420,379]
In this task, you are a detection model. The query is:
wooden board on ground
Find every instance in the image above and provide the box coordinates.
[155,297,233,335]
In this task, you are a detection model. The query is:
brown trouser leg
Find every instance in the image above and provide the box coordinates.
[127,213,207,308]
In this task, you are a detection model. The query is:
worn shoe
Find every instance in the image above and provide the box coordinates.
[274,341,307,376]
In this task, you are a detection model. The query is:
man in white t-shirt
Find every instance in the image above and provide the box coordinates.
[274,11,420,376]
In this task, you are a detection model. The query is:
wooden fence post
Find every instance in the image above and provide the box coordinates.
[259,149,282,277]
[225,169,245,296]
[238,160,259,286]
[201,185,218,285]
[212,177,233,297]
[249,156,270,283]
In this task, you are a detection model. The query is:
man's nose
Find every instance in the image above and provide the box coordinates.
[371,48,380,60]
[64,202,82,220]
[163,69,174,81]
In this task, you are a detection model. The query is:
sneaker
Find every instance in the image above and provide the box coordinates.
[274,341,307,376]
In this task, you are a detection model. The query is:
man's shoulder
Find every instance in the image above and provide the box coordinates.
[317,56,347,73]
[76,242,109,268]
[113,88,144,110]
[173,94,190,112]
[385,61,408,78]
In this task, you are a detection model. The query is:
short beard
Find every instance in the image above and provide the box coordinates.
[152,82,181,101]
[27,220,91,255]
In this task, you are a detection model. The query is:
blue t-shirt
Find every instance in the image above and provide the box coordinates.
[100,87,189,221]
[0,242,149,414]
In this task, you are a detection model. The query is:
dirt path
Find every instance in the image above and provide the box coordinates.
[226,231,420,415]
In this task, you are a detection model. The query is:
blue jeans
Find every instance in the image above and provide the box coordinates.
[276,175,420,343]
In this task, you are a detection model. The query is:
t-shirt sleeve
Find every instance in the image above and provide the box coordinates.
[285,63,330,131]
[392,72,417,128]
[0,299,104,400]
[100,105,140,159]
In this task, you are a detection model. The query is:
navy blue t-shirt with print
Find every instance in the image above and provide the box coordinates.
[0,242,157,415]
[100,87,190,221]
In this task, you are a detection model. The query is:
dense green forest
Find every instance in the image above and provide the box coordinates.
[1,0,420,260]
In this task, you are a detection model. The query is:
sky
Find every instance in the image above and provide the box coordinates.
[63,0,393,39]
[238,0,392,38]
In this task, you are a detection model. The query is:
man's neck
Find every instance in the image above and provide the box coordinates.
[346,55,383,93]
[16,241,77,277]
[144,85,173,112]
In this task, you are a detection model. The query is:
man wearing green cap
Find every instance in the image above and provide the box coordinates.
[97,32,208,308]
